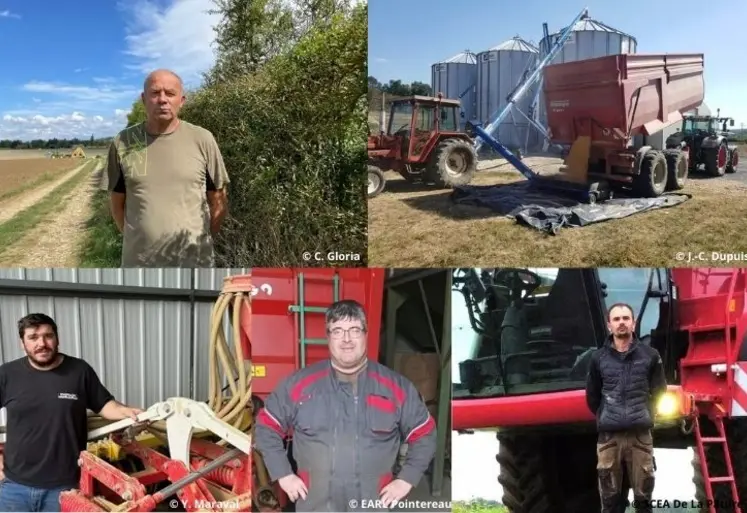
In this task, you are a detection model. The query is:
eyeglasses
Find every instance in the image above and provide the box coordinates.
[328,327,365,339]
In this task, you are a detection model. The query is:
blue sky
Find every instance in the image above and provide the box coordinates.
[0,0,221,141]
[369,0,747,126]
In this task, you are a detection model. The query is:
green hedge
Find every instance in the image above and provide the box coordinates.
[180,5,367,267]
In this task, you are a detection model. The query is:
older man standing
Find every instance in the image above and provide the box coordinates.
[103,69,230,267]
[254,299,437,512]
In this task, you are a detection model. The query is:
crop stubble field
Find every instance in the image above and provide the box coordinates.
[0,158,83,197]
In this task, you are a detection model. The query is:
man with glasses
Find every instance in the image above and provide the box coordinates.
[254,299,436,512]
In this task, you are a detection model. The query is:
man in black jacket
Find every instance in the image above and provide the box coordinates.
[586,303,668,513]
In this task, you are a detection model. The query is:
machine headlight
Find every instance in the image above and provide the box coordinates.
[656,392,680,417]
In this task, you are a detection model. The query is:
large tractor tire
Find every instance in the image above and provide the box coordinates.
[692,418,747,513]
[705,141,728,177]
[726,147,739,174]
[367,165,386,198]
[664,149,688,191]
[426,138,477,188]
[634,150,668,197]
[496,432,629,513]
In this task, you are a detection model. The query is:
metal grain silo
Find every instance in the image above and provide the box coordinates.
[538,13,637,126]
[476,36,539,149]
[431,51,477,129]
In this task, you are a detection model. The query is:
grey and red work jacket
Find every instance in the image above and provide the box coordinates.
[254,359,437,512]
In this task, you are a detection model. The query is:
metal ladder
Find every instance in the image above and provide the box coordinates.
[693,413,742,513]
[288,272,340,368]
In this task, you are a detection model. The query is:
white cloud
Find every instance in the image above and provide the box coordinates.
[0,112,117,140]
[374,57,388,63]
[119,0,220,86]
[0,10,20,19]
[22,81,139,103]
[73,68,89,73]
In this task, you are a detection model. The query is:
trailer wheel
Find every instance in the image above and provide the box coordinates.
[664,150,688,190]
[634,150,668,197]
[726,147,739,174]
[368,165,386,198]
[427,138,477,187]
[705,141,728,176]
[692,418,747,513]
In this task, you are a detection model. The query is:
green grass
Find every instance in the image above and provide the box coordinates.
[77,186,122,267]
[453,501,507,513]
[0,161,97,257]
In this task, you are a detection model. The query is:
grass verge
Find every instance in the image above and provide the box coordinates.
[77,174,121,268]
[453,501,506,513]
[0,161,96,258]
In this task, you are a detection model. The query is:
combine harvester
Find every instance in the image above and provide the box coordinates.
[0,269,385,512]
[452,267,747,513]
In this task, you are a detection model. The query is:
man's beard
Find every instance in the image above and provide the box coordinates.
[27,347,58,368]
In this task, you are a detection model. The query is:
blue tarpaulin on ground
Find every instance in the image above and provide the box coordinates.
[451,181,691,235]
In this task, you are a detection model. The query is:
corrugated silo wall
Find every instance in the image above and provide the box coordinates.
[0,267,250,426]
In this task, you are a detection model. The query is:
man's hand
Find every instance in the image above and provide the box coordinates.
[379,479,413,508]
[277,474,308,503]
[121,406,143,422]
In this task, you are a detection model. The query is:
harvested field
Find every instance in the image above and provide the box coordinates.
[0,158,83,198]
[368,151,747,268]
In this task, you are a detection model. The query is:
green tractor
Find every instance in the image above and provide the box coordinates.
[666,114,739,176]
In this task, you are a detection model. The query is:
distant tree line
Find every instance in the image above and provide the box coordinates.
[0,135,112,150]
[368,76,431,97]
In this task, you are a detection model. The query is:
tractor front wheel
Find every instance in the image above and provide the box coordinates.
[705,141,728,176]
[368,165,386,198]
[726,147,739,174]
[427,138,477,188]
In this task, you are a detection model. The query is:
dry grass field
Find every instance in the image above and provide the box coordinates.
[0,158,83,198]
[369,147,747,268]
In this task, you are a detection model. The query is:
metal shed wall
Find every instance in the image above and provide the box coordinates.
[0,268,250,425]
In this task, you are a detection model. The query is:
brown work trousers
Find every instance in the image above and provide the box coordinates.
[597,429,656,513]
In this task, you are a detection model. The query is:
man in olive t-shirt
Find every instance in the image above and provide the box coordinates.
[102,69,230,267]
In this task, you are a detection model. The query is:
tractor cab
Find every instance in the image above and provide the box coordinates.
[681,115,735,136]
[384,95,462,162]
[453,267,676,399]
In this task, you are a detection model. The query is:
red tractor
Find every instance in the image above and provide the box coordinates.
[367,94,478,198]
[452,267,747,513]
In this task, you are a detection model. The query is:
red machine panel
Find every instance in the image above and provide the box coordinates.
[543,53,705,146]
[249,268,385,400]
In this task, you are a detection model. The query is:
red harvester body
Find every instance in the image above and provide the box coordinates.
[452,267,747,513]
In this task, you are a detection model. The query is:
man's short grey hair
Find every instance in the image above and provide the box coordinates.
[326,300,368,332]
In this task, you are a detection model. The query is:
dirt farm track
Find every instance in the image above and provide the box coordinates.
[0,152,104,267]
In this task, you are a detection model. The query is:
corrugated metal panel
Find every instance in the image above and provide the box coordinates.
[476,36,539,149]
[538,15,637,129]
[431,51,477,129]
[0,268,250,426]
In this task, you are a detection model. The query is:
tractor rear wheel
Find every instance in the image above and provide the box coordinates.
[634,150,668,197]
[368,165,386,198]
[497,432,628,513]
[427,138,477,187]
[664,149,688,190]
[726,147,739,174]
[692,418,747,513]
[705,141,728,176]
